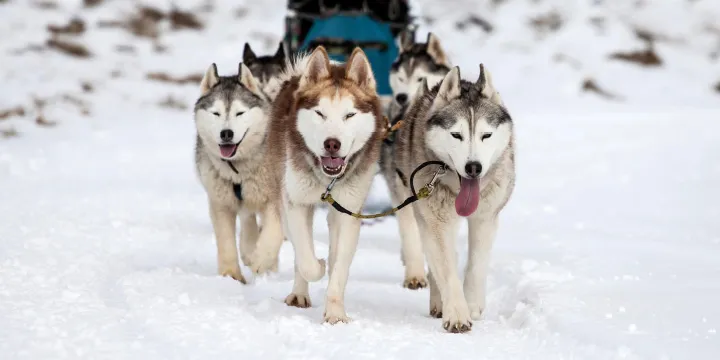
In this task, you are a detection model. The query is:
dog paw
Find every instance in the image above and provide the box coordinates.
[285,293,312,308]
[219,265,247,284]
[240,253,253,268]
[441,303,473,333]
[430,306,442,318]
[249,249,279,275]
[468,305,484,320]
[323,297,351,324]
[323,311,351,325]
[298,258,326,282]
[403,276,427,290]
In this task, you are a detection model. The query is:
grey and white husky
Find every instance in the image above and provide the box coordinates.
[382,65,515,333]
[381,32,451,290]
[243,42,288,98]
[194,63,285,284]
[388,32,451,124]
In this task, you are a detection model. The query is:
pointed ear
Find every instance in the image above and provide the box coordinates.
[200,63,219,95]
[476,64,503,105]
[243,43,256,63]
[398,30,413,51]
[299,46,331,88]
[345,47,376,90]
[426,32,450,67]
[436,66,461,103]
[238,63,264,98]
[274,42,286,60]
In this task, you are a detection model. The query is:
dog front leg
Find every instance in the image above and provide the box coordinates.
[249,203,284,275]
[323,207,361,324]
[238,212,259,268]
[417,215,471,333]
[464,216,498,320]
[209,200,245,284]
[284,198,325,282]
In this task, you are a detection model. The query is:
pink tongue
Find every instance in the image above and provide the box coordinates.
[455,177,480,217]
[321,156,345,168]
[219,144,236,158]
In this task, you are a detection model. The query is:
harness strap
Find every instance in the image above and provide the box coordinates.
[320,160,447,219]
[224,160,243,201]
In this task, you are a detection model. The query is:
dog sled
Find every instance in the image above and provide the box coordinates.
[283,0,416,96]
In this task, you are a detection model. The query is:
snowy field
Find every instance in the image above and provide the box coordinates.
[1,0,719,359]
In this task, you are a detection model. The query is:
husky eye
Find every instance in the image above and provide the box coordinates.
[344,112,356,119]
[314,110,325,119]
[211,111,221,117]
[481,132,493,141]
[235,111,245,117]
[451,132,463,141]
[417,77,425,83]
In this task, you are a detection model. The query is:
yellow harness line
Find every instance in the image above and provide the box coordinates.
[320,119,447,219]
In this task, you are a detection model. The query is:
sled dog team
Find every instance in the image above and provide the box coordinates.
[193,33,516,333]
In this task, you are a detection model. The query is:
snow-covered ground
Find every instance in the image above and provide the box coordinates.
[1,0,719,359]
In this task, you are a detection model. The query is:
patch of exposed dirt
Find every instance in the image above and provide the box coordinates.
[158,95,188,111]
[81,81,94,93]
[609,47,662,67]
[48,18,85,35]
[83,0,102,7]
[530,11,563,38]
[147,72,202,85]
[1,128,19,139]
[714,81,720,94]
[456,15,493,33]
[582,78,623,101]
[169,8,203,30]
[46,38,92,58]
[0,106,26,121]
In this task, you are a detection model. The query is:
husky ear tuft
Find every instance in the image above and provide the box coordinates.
[426,33,450,67]
[238,63,263,98]
[398,30,413,51]
[300,46,331,88]
[243,43,256,63]
[436,66,461,103]
[476,64,503,105]
[346,47,376,90]
[200,63,219,95]
[274,42,286,60]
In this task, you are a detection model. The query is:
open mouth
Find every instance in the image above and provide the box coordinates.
[320,156,346,177]
[218,129,249,159]
[219,143,239,158]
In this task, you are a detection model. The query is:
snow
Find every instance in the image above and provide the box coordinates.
[1,0,719,359]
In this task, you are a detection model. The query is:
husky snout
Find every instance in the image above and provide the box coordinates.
[323,138,341,155]
[220,129,234,142]
[395,93,408,105]
[464,161,482,179]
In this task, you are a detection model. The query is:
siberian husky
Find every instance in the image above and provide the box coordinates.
[383,65,515,332]
[381,32,451,289]
[243,42,288,98]
[194,63,285,283]
[264,46,386,323]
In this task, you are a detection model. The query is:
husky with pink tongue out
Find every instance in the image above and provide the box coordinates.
[385,64,515,333]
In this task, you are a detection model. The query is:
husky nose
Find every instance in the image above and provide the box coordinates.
[395,93,408,105]
[220,129,234,142]
[464,161,482,178]
[323,138,341,155]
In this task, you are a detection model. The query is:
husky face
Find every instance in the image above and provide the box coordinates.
[295,47,379,178]
[390,32,450,108]
[243,42,287,91]
[194,63,268,160]
[425,65,512,217]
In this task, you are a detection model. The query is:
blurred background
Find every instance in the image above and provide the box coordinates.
[0,0,717,137]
